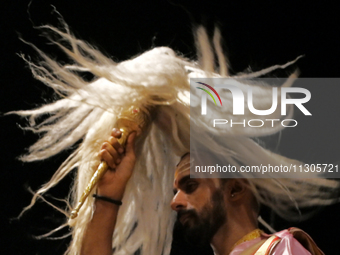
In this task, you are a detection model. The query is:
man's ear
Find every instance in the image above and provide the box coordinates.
[228,179,248,201]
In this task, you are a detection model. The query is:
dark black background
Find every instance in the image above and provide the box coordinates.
[1,1,340,254]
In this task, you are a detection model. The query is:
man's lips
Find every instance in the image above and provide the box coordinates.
[177,210,196,225]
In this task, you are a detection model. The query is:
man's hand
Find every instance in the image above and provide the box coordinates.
[97,128,137,200]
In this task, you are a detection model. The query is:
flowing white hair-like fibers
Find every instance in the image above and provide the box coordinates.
[12,22,339,255]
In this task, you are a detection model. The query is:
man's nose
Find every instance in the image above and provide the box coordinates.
[171,190,187,212]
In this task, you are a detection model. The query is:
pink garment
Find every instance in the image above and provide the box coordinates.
[230,229,313,255]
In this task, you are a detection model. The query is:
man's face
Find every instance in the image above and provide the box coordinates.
[171,154,227,244]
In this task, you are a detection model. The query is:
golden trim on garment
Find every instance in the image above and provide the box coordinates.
[230,229,263,252]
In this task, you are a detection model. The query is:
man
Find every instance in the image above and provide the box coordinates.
[80,129,324,255]
[171,154,324,255]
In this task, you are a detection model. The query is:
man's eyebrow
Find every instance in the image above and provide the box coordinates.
[178,175,191,187]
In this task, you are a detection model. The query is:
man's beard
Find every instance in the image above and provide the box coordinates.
[176,189,226,245]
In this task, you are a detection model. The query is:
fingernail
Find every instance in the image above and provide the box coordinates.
[118,148,124,154]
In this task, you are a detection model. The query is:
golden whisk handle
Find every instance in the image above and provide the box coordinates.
[70,161,109,219]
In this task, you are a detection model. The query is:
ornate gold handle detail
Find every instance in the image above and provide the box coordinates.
[69,107,149,219]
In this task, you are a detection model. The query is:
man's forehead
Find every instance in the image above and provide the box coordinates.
[174,153,222,188]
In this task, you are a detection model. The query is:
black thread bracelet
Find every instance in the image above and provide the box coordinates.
[92,194,122,206]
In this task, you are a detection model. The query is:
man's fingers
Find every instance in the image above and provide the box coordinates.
[108,136,124,154]
[111,128,122,138]
[100,149,116,169]
[125,132,136,156]
[101,142,121,164]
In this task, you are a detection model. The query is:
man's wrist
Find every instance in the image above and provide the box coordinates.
[97,185,126,201]
[93,194,122,206]
[93,197,121,213]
